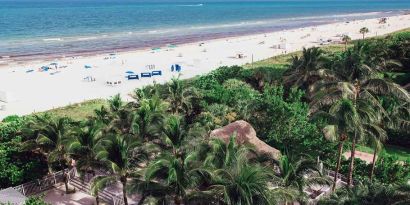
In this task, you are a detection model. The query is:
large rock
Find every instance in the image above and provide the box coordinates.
[210,120,281,160]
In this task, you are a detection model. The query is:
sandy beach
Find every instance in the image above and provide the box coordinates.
[0,14,409,119]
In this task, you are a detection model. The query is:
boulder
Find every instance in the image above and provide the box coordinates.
[210,120,281,160]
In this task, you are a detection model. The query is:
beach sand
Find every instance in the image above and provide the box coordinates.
[0,14,409,119]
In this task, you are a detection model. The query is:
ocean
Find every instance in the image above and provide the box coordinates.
[0,0,409,60]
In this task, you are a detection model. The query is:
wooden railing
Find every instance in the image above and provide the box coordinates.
[10,169,75,196]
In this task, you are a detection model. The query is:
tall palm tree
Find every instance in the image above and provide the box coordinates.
[311,99,362,191]
[283,47,333,89]
[342,35,351,51]
[363,123,387,181]
[92,134,139,205]
[359,27,370,40]
[310,43,410,186]
[67,120,103,204]
[24,115,73,193]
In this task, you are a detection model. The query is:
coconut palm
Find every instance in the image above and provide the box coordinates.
[202,136,256,169]
[310,42,410,186]
[93,106,111,125]
[364,123,387,181]
[359,27,370,40]
[132,96,167,141]
[162,115,188,155]
[283,47,334,89]
[141,151,207,205]
[108,94,124,113]
[311,99,362,190]
[318,180,410,205]
[210,157,274,205]
[67,120,103,204]
[26,115,73,193]
[342,35,351,51]
[167,77,199,116]
[277,154,329,191]
[92,134,139,205]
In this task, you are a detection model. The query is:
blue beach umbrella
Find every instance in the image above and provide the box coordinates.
[126,71,134,74]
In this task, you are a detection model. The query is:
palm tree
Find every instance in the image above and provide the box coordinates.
[278,154,329,190]
[167,77,199,116]
[25,115,73,193]
[92,134,139,205]
[67,120,103,204]
[359,27,369,40]
[342,35,351,51]
[318,180,410,205]
[132,96,167,141]
[202,136,256,169]
[310,43,410,186]
[210,157,274,205]
[283,47,334,89]
[311,99,362,191]
[162,115,188,156]
[363,123,387,181]
[108,94,124,113]
[142,151,206,205]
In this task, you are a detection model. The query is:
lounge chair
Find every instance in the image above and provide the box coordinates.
[127,75,139,80]
[141,72,152,78]
[152,70,162,76]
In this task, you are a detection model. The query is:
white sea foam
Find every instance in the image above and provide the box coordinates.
[43,38,63,42]
[177,4,203,7]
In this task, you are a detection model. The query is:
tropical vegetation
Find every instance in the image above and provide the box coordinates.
[1,29,409,205]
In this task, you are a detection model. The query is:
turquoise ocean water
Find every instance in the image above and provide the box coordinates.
[0,0,409,60]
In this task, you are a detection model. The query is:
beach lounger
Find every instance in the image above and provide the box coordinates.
[127,75,139,80]
[152,70,162,76]
[141,72,152,78]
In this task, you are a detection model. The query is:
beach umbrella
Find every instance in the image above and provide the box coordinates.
[84,65,92,69]
[171,65,175,72]
[126,71,134,74]
[168,44,177,48]
[152,47,161,51]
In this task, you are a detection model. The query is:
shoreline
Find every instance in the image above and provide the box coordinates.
[0,11,407,66]
[0,14,409,119]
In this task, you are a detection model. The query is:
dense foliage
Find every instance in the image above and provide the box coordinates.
[0,29,409,204]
